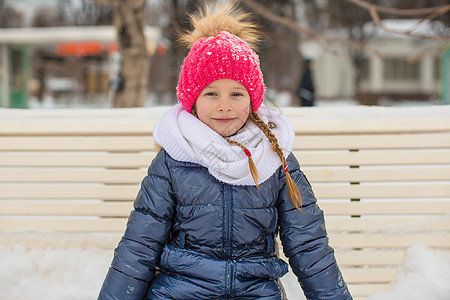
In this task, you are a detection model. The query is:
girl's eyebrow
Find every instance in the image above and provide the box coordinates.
[233,86,247,91]
[205,84,247,91]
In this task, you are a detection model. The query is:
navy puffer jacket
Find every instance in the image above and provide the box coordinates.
[98,150,351,299]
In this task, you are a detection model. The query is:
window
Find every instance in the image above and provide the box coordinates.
[433,56,441,80]
[360,57,370,80]
[383,58,419,80]
[10,49,24,89]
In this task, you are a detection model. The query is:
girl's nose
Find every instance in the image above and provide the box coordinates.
[217,98,232,111]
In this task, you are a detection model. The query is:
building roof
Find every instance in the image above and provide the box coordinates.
[0,26,161,45]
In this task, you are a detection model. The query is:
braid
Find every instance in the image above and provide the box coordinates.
[250,112,302,211]
[226,139,260,188]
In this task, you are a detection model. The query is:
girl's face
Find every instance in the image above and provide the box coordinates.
[194,79,251,137]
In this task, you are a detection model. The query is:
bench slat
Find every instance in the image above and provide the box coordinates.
[2,133,450,151]
[2,166,448,183]
[340,267,397,283]
[0,152,156,167]
[329,233,450,248]
[2,110,448,135]
[289,118,450,134]
[296,150,450,166]
[2,219,447,248]
[1,183,448,199]
[0,120,155,135]
[0,136,156,151]
[325,217,450,232]
[320,201,450,215]
[313,183,450,199]
[2,203,448,232]
[1,150,449,167]
[347,283,391,297]
[0,107,155,117]
[0,231,123,249]
[335,250,405,266]
[0,169,147,183]
[293,133,450,150]
[0,201,133,216]
[2,118,448,135]
[303,166,450,182]
[0,184,140,200]
[0,218,128,232]
[2,200,448,217]
[336,250,449,267]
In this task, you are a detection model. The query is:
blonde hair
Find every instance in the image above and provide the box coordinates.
[247,112,303,211]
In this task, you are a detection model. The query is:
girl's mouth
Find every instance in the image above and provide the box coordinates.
[213,118,235,123]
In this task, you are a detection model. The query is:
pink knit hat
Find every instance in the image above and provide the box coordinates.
[177,31,265,113]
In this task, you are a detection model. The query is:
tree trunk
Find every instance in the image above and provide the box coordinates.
[112,0,148,107]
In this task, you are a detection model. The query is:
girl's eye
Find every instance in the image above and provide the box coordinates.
[205,92,217,96]
[232,92,243,97]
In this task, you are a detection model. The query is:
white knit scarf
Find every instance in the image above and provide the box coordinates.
[153,104,295,186]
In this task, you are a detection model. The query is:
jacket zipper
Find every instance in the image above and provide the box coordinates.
[224,259,236,299]
[223,184,233,298]
[223,184,233,258]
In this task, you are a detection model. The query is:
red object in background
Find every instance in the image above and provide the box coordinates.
[56,42,118,57]
[157,44,167,56]
[107,42,118,53]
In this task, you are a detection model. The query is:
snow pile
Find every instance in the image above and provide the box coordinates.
[0,245,112,300]
[368,244,450,300]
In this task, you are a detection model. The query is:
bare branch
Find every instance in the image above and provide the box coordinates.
[242,0,383,57]
[159,0,183,34]
[345,0,450,17]
[92,0,112,4]
[348,0,450,40]
[240,0,448,61]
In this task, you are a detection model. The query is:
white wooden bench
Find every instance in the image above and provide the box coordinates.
[1,105,449,299]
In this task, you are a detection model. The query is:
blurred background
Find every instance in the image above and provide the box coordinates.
[0,0,448,109]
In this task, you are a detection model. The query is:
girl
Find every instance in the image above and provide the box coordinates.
[99,3,351,300]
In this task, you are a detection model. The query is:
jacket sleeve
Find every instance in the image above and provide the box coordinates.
[277,154,352,299]
[98,150,176,300]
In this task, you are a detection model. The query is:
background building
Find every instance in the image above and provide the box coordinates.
[301,20,445,105]
[0,26,160,108]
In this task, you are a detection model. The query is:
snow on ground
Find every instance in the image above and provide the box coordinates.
[0,236,449,300]
[368,244,450,300]
[0,244,112,300]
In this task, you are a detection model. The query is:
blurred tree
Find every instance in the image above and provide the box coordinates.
[94,0,148,107]
[111,0,147,107]
[31,6,66,27]
[385,0,449,35]
[158,0,202,104]
[0,4,22,28]
[58,0,113,26]
[253,0,302,105]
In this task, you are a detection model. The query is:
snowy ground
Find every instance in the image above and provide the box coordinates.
[0,235,449,300]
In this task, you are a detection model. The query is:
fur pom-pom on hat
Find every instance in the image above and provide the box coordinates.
[177,3,265,113]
